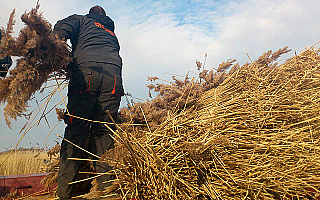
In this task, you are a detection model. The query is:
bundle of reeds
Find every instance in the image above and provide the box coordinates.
[120,59,238,130]
[0,4,70,128]
[99,47,320,199]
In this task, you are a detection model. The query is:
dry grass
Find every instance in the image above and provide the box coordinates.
[0,4,70,128]
[97,47,320,200]
[0,149,49,175]
[120,56,239,131]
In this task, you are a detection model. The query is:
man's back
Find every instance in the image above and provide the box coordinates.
[54,13,122,67]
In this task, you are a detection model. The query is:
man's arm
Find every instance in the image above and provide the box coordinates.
[53,14,80,40]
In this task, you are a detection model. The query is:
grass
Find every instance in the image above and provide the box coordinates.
[0,148,50,176]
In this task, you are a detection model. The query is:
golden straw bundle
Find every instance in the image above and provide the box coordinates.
[101,47,320,199]
[0,4,70,128]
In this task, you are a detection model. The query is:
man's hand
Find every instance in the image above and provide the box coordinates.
[0,55,13,77]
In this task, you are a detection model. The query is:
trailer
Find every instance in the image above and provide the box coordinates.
[0,173,56,199]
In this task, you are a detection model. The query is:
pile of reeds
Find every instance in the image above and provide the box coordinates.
[120,59,239,130]
[99,47,320,199]
[0,4,70,128]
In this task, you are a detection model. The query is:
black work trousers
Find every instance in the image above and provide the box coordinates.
[57,62,123,199]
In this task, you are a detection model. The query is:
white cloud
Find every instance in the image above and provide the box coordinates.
[209,0,320,63]
[118,0,320,99]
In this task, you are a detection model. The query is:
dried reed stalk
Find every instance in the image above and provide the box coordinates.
[101,47,320,199]
[0,4,70,128]
[120,58,238,131]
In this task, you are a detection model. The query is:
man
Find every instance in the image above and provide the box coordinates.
[53,5,124,199]
[0,32,13,77]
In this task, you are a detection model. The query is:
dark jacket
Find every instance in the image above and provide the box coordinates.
[53,14,122,68]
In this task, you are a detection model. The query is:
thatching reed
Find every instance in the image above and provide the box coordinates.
[41,143,61,189]
[0,4,70,128]
[97,47,320,200]
[120,58,238,130]
[0,148,49,176]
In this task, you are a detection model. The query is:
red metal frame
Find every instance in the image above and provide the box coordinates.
[0,173,55,198]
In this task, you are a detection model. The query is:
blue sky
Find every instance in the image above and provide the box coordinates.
[1,0,320,150]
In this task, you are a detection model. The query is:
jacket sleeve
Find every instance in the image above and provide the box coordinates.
[53,14,80,40]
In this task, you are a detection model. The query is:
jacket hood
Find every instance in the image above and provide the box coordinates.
[85,14,114,32]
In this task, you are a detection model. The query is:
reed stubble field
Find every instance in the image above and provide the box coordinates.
[0,149,49,175]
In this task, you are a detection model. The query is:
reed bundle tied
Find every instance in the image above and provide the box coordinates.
[0,5,70,128]
[101,47,320,200]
